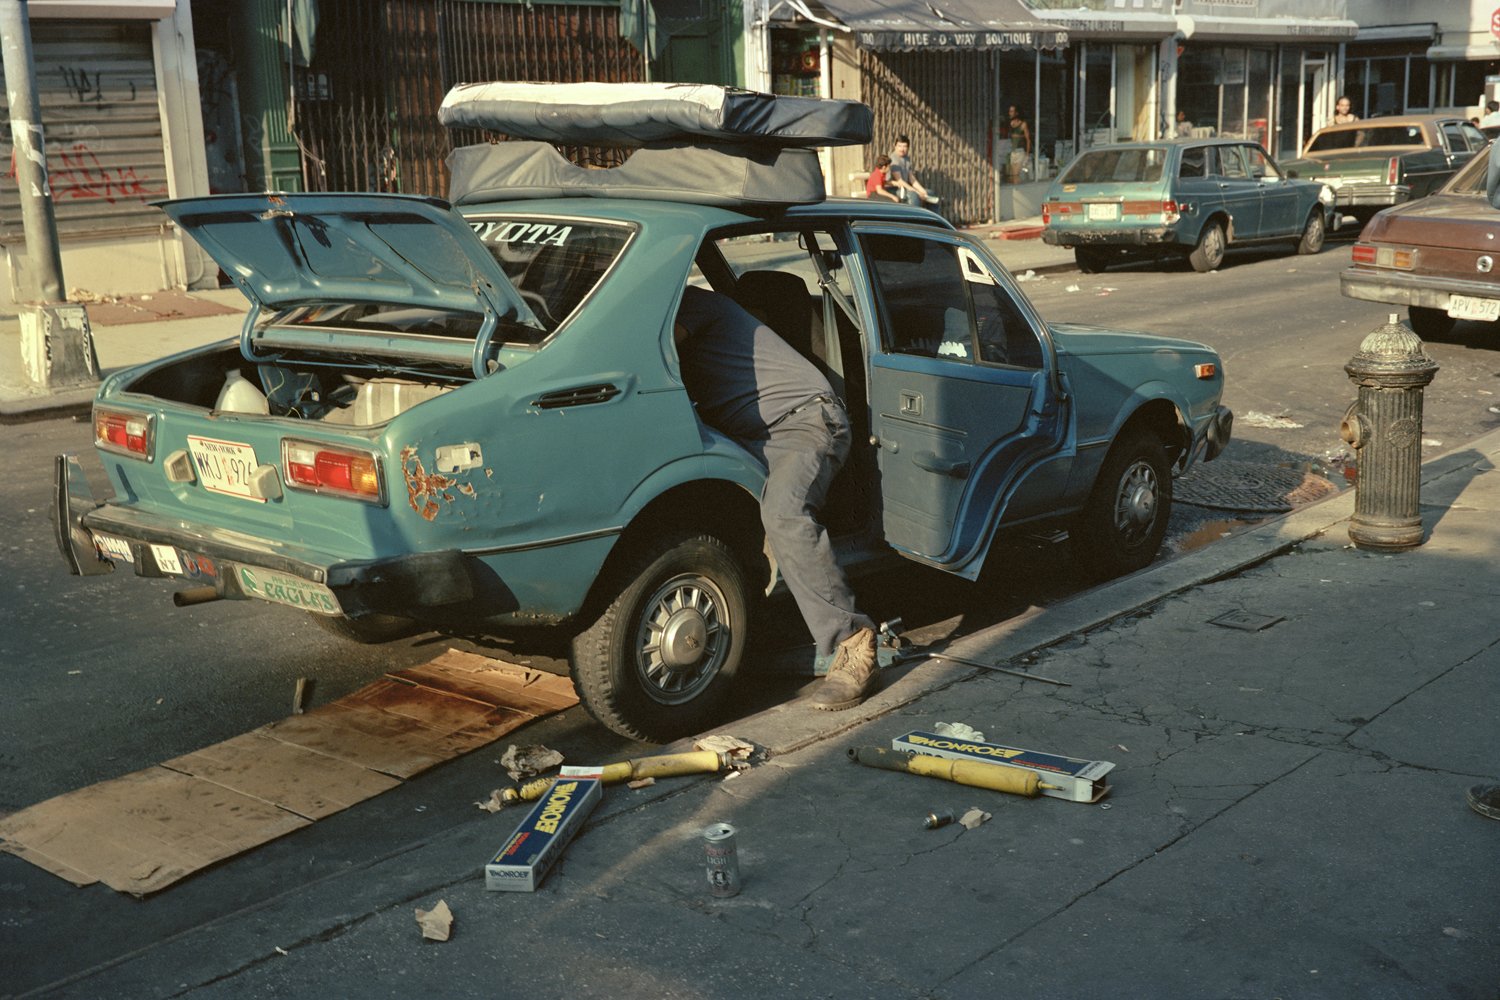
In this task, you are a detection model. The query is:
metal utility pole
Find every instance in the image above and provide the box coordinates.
[0,0,97,388]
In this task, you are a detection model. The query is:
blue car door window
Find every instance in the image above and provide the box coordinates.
[1179,146,1208,178]
[865,237,975,363]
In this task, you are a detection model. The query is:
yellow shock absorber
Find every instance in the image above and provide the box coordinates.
[501,749,731,804]
[847,746,1062,798]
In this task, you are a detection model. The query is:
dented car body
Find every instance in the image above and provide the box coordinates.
[56,86,1232,741]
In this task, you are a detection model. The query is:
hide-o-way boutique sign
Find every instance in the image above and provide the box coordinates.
[819,0,1068,51]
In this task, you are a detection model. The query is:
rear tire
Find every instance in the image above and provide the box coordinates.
[1408,306,1456,341]
[312,612,420,644]
[1188,221,1226,272]
[570,531,750,743]
[1075,247,1111,274]
[1073,428,1173,579]
[1296,210,1326,255]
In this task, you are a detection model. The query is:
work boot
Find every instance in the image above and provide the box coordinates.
[809,627,878,711]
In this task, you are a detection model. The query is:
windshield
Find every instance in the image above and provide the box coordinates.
[1059,147,1167,185]
[469,217,634,340]
[1306,124,1426,152]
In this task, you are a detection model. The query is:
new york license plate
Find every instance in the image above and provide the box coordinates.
[1446,295,1500,322]
[187,435,265,502]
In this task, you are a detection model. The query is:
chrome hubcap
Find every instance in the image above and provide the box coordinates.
[1114,460,1159,545]
[635,575,729,705]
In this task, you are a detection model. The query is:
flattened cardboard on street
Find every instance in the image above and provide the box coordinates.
[0,650,577,895]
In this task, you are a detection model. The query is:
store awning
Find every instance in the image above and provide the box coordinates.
[815,0,1067,52]
[1353,23,1436,44]
[1178,15,1358,43]
[1427,42,1500,62]
[1033,9,1177,41]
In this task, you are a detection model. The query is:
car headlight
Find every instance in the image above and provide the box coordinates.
[1318,185,1335,206]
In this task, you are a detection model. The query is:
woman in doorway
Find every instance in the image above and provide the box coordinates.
[1003,105,1032,182]
[1333,96,1359,125]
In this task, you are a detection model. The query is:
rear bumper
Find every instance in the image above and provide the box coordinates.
[1341,267,1500,310]
[54,453,473,617]
[1330,184,1408,209]
[1043,226,1177,248]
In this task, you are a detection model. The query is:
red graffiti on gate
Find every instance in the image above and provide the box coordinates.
[50,143,167,204]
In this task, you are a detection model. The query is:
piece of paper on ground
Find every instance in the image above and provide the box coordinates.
[0,650,577,895]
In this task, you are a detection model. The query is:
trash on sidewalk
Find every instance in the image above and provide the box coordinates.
[703,822,741,898]
[476,789,505,813]
[415,899,454,941]
[627,776,655,789]
[1014,269,1040,282]
[933,721,985,742]
[891,731,1115,804]
[501,749,734,805]
[694,734,757,769]
[291,677,313,715]
[959,807,991,830]
[485,777,602,892]
[500,743,565,782]
[923,809,955,830]
[847,746,1062,799]
[1241,410,1304,429]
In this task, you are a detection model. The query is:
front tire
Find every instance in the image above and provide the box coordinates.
[1408,306,1456,341]
[571,532,750,743]
[1188,221,1226,272]
[1073,428,1173,578]
[1296,210,1326,255]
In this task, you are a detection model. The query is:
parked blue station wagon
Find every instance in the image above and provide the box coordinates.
[1042,138,1336,274]
[56,85,1232,741]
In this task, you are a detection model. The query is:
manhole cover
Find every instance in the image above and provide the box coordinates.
[1175,460,1341,513]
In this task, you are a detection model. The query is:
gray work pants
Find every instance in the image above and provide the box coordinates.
[750,401,875,656]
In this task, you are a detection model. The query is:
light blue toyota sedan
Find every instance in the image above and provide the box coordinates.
[56,85,1232,742]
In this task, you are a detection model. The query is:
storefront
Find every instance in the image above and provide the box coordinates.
[1172,2,1357,160]
[0,0,211,306]
[1342,24,1435,117]
[748,0,1067,224]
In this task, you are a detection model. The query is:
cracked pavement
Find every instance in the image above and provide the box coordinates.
[8,440,1500,998]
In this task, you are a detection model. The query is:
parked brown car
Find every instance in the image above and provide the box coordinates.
[1340,148,1498,339]
[1282,115,1486,225]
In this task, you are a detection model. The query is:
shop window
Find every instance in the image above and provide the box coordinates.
[771,30,821,97]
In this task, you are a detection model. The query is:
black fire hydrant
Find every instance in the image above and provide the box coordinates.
[1339,313,1440,550]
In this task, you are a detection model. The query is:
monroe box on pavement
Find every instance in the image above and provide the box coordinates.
[892,731,1114,803]
[486,777,602,891]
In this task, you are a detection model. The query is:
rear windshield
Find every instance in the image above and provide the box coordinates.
[1058,147,1167,185]
[1306,124,1426,152]
[273,218,633,347]
[1443,147,1492,194]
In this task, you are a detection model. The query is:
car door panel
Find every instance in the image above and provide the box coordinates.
[854,228,1063,571]
[1215,144,1263,238]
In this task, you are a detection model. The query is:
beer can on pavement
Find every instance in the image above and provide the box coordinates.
[702,822,740,897]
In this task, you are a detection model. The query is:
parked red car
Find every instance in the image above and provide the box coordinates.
[1340,145,1499,339]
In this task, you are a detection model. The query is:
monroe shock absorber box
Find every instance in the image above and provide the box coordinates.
[485,776,602,891]
[891,731,1114,803]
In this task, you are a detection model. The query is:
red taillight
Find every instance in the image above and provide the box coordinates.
[94,409,152,459]
[1387,157,1399,185]
[1351,244,1377,265]
[1043,201,1078,225]
[282,440,383,503]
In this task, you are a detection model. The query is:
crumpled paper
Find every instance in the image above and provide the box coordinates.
[933,721,984,742]
[695,734,757,770]
[415,900,453,941]
[500,744,564,782]
[475,789,505,813]
[959,808,992,830]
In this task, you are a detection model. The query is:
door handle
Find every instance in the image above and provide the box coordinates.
[914,452,970,478]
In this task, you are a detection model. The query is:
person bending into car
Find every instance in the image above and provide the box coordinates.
[673,285,880,710]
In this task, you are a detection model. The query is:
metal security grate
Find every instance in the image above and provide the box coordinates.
[293,0,644,198]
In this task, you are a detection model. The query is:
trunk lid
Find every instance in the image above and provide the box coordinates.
[1362,192,1496,251]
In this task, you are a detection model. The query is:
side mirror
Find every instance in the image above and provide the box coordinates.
[1285,168,1299,178]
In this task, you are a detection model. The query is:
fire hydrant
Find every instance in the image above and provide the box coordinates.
[1339,313,1440,550]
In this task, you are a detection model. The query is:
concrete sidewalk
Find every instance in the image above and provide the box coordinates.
[53,431,1499,998]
